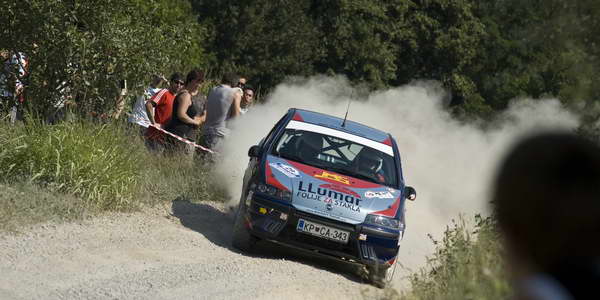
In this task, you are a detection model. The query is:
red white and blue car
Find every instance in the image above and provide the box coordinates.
[232,108,417,287]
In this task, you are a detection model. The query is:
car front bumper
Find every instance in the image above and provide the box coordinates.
[245,193,401,267]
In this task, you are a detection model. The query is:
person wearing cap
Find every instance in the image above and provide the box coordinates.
[144,72,184,152]
[164,69,205,155]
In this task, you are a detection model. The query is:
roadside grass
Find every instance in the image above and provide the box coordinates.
[138,154,229,205]
[0,182,92,232]
[397,215,511,300]
[0,119,143,209]
[0,119,228,232]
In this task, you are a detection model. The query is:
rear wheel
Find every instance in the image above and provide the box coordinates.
[231,201,258,252]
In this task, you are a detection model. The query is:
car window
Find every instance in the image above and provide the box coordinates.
[272,129,397,187]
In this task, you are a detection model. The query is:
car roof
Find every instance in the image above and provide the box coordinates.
[290,108,393,145]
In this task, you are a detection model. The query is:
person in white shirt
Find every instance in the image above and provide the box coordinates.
[128,74,165,130]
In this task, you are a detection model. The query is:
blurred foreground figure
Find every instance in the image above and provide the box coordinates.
[493,132,600,300]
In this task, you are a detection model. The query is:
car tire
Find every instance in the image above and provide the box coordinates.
[367,264,391,289]
[232,201,258,252]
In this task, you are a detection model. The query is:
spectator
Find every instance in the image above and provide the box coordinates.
[144,72,184,152]
[200,72,242,155]
[0,50,10,98]
[2,51,28,123]
[164,69,205,155]
[237,77,247,89]
[191,88,207,118]
[240,86,255,115]
[128,74,165,133]
[47,81,74,124]
[112,79,129,120]
[492,132,600,300]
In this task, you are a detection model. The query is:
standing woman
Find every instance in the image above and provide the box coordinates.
[164,69,205,155]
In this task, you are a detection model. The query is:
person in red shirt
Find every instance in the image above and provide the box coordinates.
[144,72,184,152]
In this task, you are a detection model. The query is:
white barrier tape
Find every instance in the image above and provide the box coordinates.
[150,123,216,154]
[127,114,215,154]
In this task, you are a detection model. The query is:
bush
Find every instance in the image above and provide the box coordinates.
[0,0,208,117]
[0,118,230,230]
[399,215,511,300]
[0,119,143,209]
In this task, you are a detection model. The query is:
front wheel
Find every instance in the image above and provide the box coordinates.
[231,202,258,252]
[368,259,397,288]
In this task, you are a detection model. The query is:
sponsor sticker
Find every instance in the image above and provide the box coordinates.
[296,181,361,212]
[314,171,350,185]
[320,184,361,198]
[365,190,395,199]
[269,162,300,178]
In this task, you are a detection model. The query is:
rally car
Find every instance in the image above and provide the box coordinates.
[232,108,417,287]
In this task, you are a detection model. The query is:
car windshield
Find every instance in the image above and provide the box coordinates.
[271,129,398,187]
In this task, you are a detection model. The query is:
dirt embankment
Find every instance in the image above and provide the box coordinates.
[0,201,402,300]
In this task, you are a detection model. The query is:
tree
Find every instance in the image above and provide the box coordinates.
[309,0,403,89]
[0,0,208,118]
[469,0,600,111]
[393,0,489,116]
[193,0,321,90]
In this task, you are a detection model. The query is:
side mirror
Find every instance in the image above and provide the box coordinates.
[248,145,261,158]
[404,186,417,201]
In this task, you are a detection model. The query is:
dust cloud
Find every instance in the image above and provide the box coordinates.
[215,75,579,286]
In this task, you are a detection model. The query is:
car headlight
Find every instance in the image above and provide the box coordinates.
[256,183,291,201]
[364,214,403,231]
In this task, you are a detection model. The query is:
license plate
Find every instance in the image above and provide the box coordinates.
[296,219,350,244]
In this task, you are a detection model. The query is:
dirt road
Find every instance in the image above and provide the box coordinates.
[0,200,405,300]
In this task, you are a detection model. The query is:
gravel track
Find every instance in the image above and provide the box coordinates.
[0,200,399,300]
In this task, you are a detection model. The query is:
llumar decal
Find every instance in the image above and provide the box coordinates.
[296,181,361,212]
[314,171,350,185]
[319,184,361,198]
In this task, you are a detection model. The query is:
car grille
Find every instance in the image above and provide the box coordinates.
[359,242,378,260]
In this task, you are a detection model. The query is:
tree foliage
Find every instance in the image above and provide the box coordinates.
[193,0,321,91]
[193,0,600,118]
[2,0,599,119]
[0,0,207,117]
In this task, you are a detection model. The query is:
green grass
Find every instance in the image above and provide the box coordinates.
[138,153,229,205]
[0,182,91,232]
[0,119,143,209]
[397,215,511,300]
[0,118,228,232]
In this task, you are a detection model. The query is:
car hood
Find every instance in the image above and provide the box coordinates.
[265,155,402,224]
